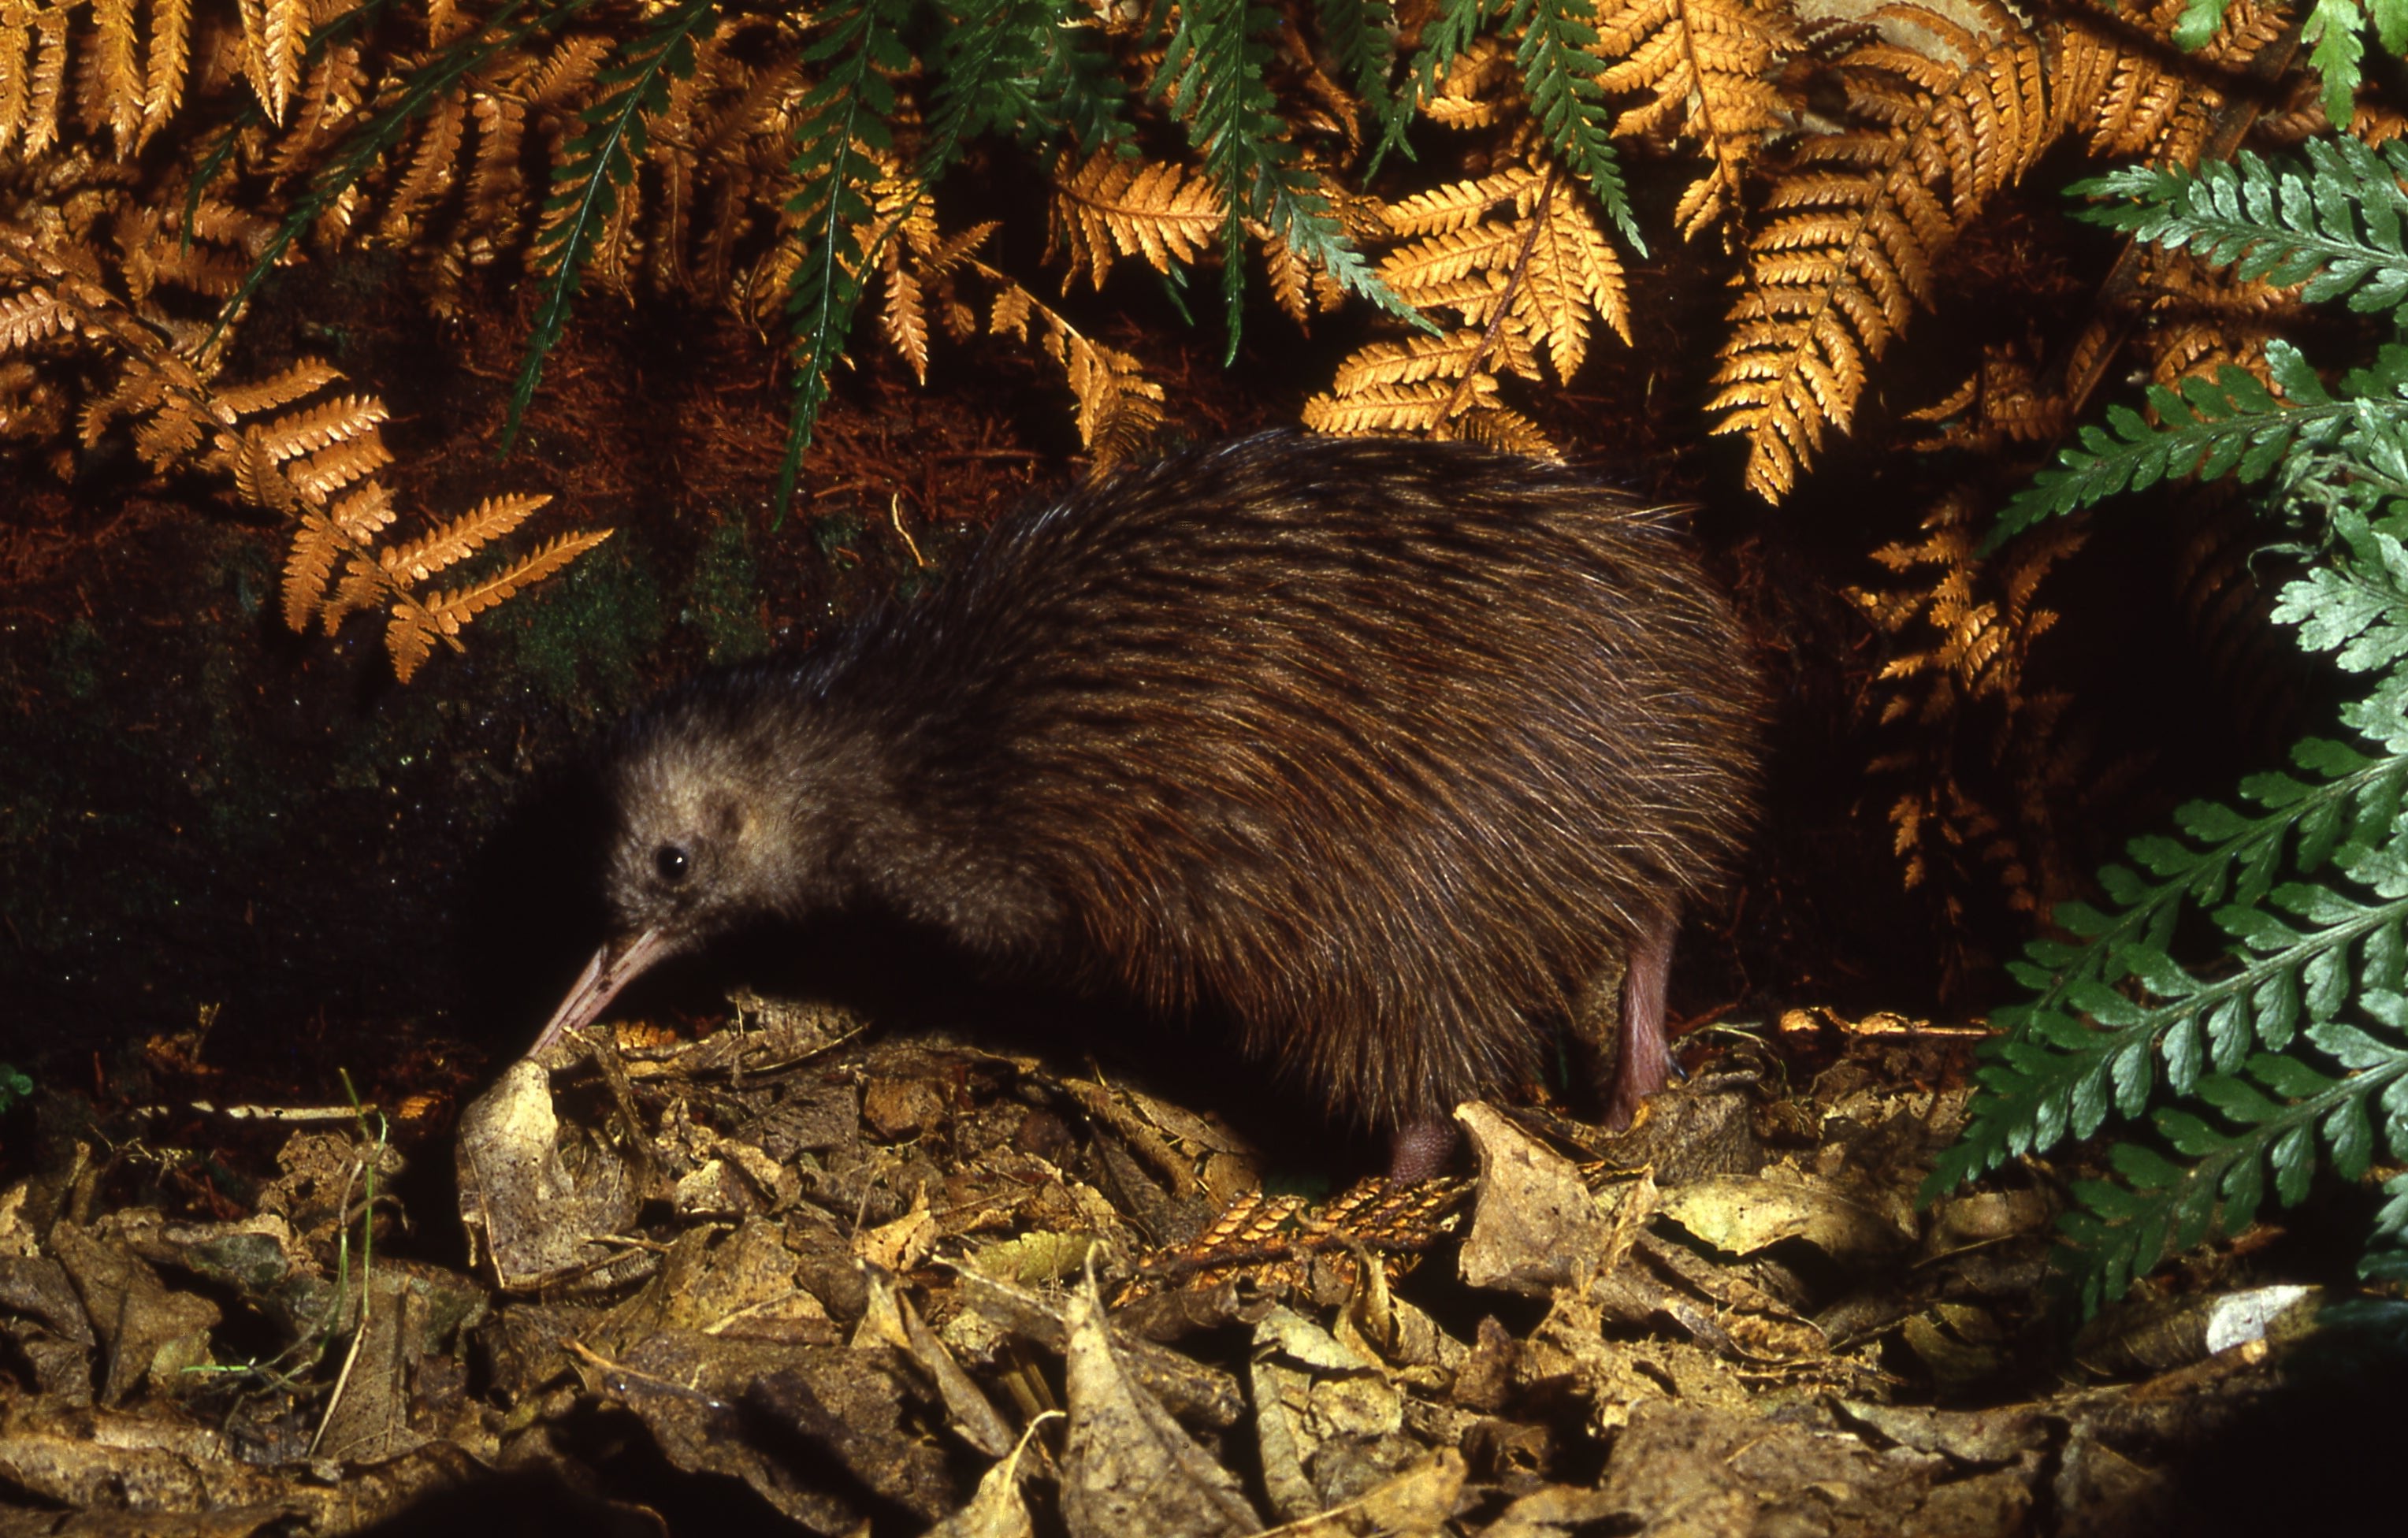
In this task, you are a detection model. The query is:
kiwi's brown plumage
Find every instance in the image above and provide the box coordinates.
[535,433,1767,1171]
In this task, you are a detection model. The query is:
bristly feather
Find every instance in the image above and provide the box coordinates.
[595,433,1766,1136]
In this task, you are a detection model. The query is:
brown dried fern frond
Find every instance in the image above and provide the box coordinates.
[238,0,312,125]
[386,528,613,683]
[1708,2,2053,501]
[1310,157,1610,444]
[140,0,195,147]
[1596,0,1804,240]
[2,206,600,682]
[7,2,73,157]
[1904,347,2072,453]
[2136,250,2295,388]
[1846,488,2090,950]
[1049,151,1223,291]
[91,0,144,154]
[2049,0,2293,164]
[1421,35,1518,129]
[378,492,551,584]
[971,261,1165,465]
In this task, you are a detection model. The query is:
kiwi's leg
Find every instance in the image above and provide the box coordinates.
[1603,905,1678,1130]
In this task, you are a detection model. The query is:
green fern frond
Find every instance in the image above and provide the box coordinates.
[1317,0,1414,165]
[1503,0,1641,252]
[2302,0,2374,125]
[1927,740,2408,1193]
[2062,1027,2408,1313]
[507,0,719,453]
[1992,345,2346,546]
[2368,1170,2408,1282]
[958,0,1134,156]
[1155,0,1423,359]
[2074,139,2408,314]
[775,0,912,511]
[924,0,1037,177]
[1406,0,1495,100]
[1953,199,2408,1303]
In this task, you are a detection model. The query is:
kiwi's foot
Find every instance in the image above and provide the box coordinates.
[1386,1118,1459,1182]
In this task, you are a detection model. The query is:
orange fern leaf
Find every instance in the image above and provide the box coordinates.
[1708,4,2051,500]
[1050,151,1221,290]
[91,0,143,152]
[1596,0,1803,240]
[386,529,612,682]
[379,492,553,583]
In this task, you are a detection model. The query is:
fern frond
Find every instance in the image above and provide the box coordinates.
[1708,9,2051,500]
[1517,174,1627,375]
[1049,328,1165,463]
[1302,373,1497,433]
[214,357,347,418]
[1420,33,1518,128]
[238,0,313,124]
[283,510,347,632]
[1316,0,1414,162]
[384,88,471,239]
[1597,0,1799,240]
[1379,219,1533,299]
[1506,0,1641,251]
[2061,1026,2408,1313]
[0,10,30,156]
[879,228,931,382]
[1155,0,1421,358]
[1928,739,2408,1192]
[92,0,143,152]
[2075,139,2408,314]
[2298,0,2381,125]
[330,481,398,543]
[775,0,909,509]
[1994,345,2339,544]
[0,288,73,351]
[17,0,71,157]
[387,529,614,682]
[1051,152,1223,288]
[1403,0,1496,138]
[221,0,590,348]
[1454,403,1556,455]
[255,392,388,460]
[141,0,195,147]
[511,0,718,452]
[380,492,555,583]
[288,431,396,500]
[1382,166,1543,236]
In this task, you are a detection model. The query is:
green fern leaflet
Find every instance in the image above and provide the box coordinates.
[509,0,719,454]
[1950,132,2408,1314]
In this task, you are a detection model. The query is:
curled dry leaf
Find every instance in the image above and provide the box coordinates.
[1454,1102,1618,1295]
[1060,1262,1262,1538]
[1657,1168,1918,1265]
[453,1060,643,1293]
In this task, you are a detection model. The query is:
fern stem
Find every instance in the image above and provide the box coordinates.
[507,0,719,455]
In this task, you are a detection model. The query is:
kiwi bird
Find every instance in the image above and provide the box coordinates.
[529,433,1766,1179]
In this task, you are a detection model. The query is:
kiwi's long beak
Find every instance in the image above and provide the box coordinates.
[527,927,674,1056]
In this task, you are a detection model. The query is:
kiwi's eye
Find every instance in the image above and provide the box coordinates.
[654,845,689,883]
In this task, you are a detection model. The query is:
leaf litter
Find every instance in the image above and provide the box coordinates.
[0,1003,2358,1533]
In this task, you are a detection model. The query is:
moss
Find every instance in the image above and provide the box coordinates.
[681,512,771,664]
[812,512,868,569]
[507,537,670,715]
[49,619,102,702]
